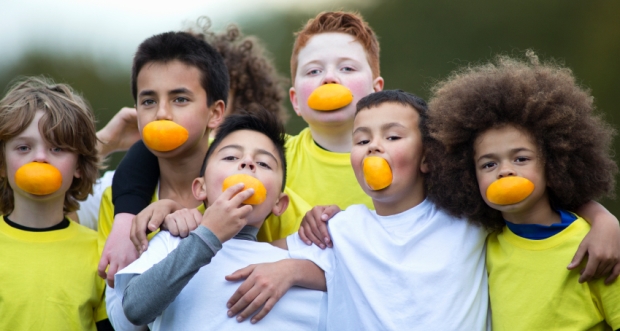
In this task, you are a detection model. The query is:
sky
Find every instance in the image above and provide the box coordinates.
[1,0,369,70]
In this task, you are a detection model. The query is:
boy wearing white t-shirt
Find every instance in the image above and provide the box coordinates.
[112,111,326,330]
[225,90,489,330]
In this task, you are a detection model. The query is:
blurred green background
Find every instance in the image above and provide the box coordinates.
[1,0,618,215]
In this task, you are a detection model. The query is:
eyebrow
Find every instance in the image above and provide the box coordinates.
[476,147,535,162]
[353,122,405,135]
[138,88,193,98]
[218,144,279,166]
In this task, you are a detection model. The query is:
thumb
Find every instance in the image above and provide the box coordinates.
[225,265,255,281]
[322,205,341,221]
[568,242,588,269]
[97,255,109,279]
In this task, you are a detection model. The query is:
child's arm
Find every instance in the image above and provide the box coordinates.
[571,201,620,284]
[298,205,341,249]
[122,185,254,325]
[97,107,141,158]
[225,259,326,324]
[98,199,183,287]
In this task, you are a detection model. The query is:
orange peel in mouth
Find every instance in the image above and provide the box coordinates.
[307,84,353,111]
[486,177,535,205]
[142,120,189,152]
[222,174,267,205]
[15,162,63,195]
[363,156,393,190]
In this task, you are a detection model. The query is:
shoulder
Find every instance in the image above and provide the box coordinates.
[328,204,373,227]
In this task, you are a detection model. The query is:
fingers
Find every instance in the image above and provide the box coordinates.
[322,205,341,220]
[107,262,118,288]
[578,258,599,283]
[97,255,109,279]
[227,280,257,315]
[249,296,279,324]
[236,291,271,323]
[605,263,620,285]
[567,243,587,270]
[230,187,255,207]
[298,226,311,245]
[163,214,180,236]
[225,265,254,282]
[132,213,151,254]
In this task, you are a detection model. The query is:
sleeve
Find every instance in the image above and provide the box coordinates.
[119,226,222,325]
[106,284,148,331]
[112,141,159,216]
[287,233,336,279]
[77,170,115,231]
[592,279,620,329]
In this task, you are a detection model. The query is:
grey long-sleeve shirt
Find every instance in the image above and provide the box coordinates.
[122,225,259,325]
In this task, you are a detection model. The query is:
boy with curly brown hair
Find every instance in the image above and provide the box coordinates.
[0,76,110,330]
[426,52,620,330]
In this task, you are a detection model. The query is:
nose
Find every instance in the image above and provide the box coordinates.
[238,155,256,172]
[322,68,341,85]
[497,163,516,178]
[155,102,172,120]
[32,145,49,163]
[366,138,384,155]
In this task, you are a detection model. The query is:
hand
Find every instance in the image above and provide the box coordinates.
[97,107,140,158]
[97,214,138,288]
[298,205,340,249]
[225,261,296,324]
[161,208,202,238]
[568,216,620,284]
[130,199,183,254]
[201,183,254,243]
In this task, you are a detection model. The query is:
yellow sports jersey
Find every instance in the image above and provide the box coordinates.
[0,216,107,330]
[98,186,206,255]
[487,217,620,331]
[258,128,373,242]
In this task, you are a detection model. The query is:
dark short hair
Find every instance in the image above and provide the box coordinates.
[199,108,287,191]
[356,89,430,142]
[131,31,229,106]
[426,52,617,231]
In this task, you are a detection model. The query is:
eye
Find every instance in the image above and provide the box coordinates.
[16,145,30,152]
[51,147,63,153]
[356,139,369,145]
[481,162,497,170]
[257,161,272,170]
[341,66,355,72]
[141,99,155,106]
[386,136,401,141]
[515,156,530,163]
[307,69,321,76]
[174,96,189,103]
[223,156,238,161]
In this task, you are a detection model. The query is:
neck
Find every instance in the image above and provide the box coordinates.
[158,146,207,209]
[502,195,559,226]
[373,180,426,216]
[309,123,353,153]
[10,194,66,228]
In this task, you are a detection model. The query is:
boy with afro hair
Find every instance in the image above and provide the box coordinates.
[426,51,620,330]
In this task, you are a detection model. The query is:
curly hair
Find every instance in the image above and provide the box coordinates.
[187,18,289,124]
[425,51,618,231]
[0,76,100,214]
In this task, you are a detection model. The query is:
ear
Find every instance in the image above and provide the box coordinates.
[271,192,289,217]
[192,177,208,202]
[372,76,385,92]
[420,151,429,174]
[207,100,225,130]
[73,165,81,179]
[289,87,301,116]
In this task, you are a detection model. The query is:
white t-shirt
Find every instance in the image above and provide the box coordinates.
[287,199,489,331]
[115,232,326,331]
[77,170,114,230]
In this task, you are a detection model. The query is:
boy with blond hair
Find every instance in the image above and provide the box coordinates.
[0,76,110,330]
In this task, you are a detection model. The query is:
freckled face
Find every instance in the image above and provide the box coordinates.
[290,33,383,128]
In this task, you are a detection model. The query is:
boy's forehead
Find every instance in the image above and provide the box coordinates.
[137,60,203,93]
[297,32,368,65]
[354,103,420,128]
[212,130,281,162]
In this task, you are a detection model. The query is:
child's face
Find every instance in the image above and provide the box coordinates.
[3,110,80,201]
[474,125,549,217]
[351,103,428,215]
[290,32,384,130]
[135,59,223,157]
[195,130,287,226]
